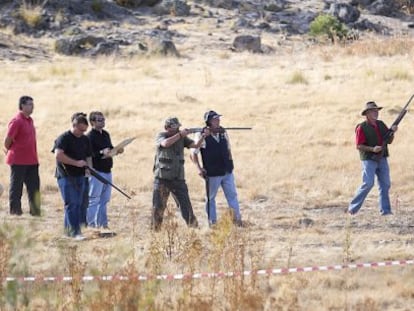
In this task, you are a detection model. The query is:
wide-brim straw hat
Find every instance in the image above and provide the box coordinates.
[361,101,383,116]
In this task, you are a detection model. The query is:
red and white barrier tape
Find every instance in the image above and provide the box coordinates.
[5,259,414,283]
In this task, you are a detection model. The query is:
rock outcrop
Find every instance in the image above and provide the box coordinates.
[0,0,412,60]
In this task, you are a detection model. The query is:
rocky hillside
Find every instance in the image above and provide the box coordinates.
[0,0,413,60]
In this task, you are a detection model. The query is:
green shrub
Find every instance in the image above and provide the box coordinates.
[309,14,348,42]
[114,0,141,7]
[91,0,103,12]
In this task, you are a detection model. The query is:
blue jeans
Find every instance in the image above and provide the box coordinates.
[207,172,241,224]
[87,172,112,227]
[348,158,392,215]
[57,176,88,236]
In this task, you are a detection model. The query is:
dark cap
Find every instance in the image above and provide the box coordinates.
[204,110,222,122]
[165,117,181,128]
[361,101,383,116]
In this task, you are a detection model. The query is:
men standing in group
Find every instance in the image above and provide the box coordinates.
[191,110,242,227]
[4,95,41,216]
[87,111,122,229]
[53,113,92,240]
[152,117,209,231]
[348,101,398,216]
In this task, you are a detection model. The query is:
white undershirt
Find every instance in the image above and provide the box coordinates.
[192,131,231,154]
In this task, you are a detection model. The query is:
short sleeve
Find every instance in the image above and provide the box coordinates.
[6,118,21,140]
[355,125,366,146]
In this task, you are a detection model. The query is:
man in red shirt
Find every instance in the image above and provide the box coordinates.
[348,101,397,216]
[4,96,41,216]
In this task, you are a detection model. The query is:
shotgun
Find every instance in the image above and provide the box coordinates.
[373,94,414,161]
[86,166,132,199]
[187,127,252,133]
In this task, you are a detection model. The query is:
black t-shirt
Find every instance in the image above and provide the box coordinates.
[53,130,92,178]
[87,128,113,173]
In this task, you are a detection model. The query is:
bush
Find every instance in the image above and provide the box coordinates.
[114,0,142,7]
[91,0,103,12]
[309,14,348,42]
[18,0,48,28]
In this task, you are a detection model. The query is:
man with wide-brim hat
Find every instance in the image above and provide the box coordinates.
[348,101,398,216]
[361,101,383,116]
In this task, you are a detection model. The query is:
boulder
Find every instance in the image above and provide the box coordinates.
[367,0,399,17]
[146,38,179,56]
[55,35,118,56]
[193,0,236,10]
[231,35,262,53]
[327,3,360,23]
[153,0,191,16]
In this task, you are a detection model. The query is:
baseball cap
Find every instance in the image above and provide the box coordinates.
[165,117,181,128]
[204,110,222,122]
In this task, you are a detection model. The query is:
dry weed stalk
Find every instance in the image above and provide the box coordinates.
[342,215,354,311]
[207,213,265,310]
[0,229,12,305]
[163,205,181,261]
[175,230,203,307]
[112,262,142,310]
[64,245,86,310]
[343,216,353,265]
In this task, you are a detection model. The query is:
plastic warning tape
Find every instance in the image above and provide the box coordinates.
[4,259,414,283]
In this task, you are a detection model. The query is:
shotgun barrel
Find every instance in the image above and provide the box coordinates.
[86,166,132,200]
[372,93,414,161]
[188,127,252,133]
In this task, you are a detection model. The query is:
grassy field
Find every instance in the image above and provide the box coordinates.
[1,35,414,310]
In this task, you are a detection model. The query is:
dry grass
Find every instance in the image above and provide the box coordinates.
[18,0,48,28]
[1,35,414,309]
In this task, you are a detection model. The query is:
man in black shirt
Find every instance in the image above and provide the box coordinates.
[87,111,122,229]
[53,113,92,240]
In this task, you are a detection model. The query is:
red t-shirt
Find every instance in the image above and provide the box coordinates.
[355,122,383,146]
[5,112,39,165]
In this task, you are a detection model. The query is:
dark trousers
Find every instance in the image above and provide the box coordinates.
[152,178,198,230]
[9,164,41,216]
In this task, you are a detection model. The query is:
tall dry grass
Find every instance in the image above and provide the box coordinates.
[1,35,414,309]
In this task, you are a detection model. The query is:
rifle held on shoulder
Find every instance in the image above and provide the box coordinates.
[373,93,414,161]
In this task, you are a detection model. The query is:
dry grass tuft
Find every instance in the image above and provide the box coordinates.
[18,0,48,28]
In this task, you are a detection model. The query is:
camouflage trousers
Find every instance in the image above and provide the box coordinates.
[152,178,198,231]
